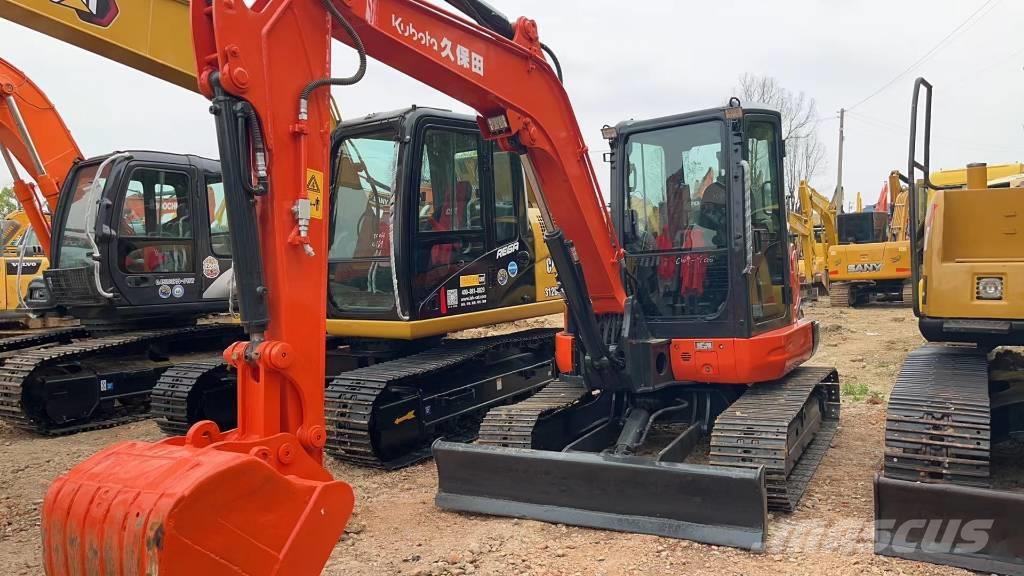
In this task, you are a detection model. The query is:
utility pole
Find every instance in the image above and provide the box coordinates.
[835,108,845,213]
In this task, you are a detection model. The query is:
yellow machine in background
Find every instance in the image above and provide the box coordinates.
[0,210,49,322]
[928,161,1024,188]
[788,180,837,298]
[875,78,1024,573]
[0,209,33,249]
[827,171,912,307]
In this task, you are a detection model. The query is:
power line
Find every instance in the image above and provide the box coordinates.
[845,110,1022,156]
[847,0,1000,111]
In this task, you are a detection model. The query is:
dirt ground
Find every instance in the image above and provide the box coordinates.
[0,303,978,575]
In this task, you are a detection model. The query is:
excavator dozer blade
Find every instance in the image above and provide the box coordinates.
[434,441,767,550]
[874,474,1024,576]
[43,439,354,576]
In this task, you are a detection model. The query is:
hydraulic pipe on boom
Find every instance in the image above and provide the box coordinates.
[0,56,83,256]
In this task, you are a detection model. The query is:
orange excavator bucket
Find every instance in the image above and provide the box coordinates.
[43,425,354,575]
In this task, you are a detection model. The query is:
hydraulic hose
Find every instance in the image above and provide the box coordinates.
[540,43,563,82]
[299,0,367,120]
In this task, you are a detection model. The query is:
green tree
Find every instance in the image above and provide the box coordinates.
[0,185,20,216]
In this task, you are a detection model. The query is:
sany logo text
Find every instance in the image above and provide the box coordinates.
[847,262,882,273]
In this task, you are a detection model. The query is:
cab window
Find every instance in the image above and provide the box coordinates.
[415,129,485,297]
[622,120,729,319]
[328,129,398,313]
[206,177,230,257]
[745,120,787,325]
[493,150,522,245]
[418,130,482,233]
[118,168,194,274]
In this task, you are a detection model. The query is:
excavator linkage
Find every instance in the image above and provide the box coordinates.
[435,441,767,549]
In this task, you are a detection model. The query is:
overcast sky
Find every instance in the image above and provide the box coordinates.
[2,0,1022,208]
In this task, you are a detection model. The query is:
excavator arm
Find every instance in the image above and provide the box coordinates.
[0,56,82,256]
[42,0,625,574]
[804,182,838,247]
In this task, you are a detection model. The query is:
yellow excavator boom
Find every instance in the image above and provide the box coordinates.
[0,0,196,91]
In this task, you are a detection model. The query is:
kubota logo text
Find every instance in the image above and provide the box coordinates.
[847,263,882,273]
[51,0,119,28]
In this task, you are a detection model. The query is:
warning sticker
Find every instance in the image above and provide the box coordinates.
[306,169,324,220]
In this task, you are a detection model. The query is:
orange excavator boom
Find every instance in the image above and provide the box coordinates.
[43,0,620,572]
[0,56,82,256]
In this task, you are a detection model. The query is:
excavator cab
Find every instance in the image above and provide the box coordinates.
[326,107,558,332]
[836,211,888,244]
[611,106,794,342]
[36,152,233,323]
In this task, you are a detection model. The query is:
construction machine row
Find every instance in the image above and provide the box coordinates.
[0,1,1018,575]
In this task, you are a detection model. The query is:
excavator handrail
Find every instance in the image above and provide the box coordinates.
[0,56,83,256]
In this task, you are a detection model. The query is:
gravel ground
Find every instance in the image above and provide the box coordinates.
[0,302,979,575]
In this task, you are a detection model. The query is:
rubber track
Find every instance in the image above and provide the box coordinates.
[883,345,990,487]
[151,359,227,436]
[710,366,841,512]
[0,325,235,435]
[325,328,557,468]
[475,379,589,448]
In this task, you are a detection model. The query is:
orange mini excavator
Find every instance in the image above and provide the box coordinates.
[42,0,839,573]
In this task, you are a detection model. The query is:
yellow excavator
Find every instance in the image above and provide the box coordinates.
[827,171,913,308]
[0,210,50,321]
[788,180,837,299]
[1,0,564,465]
[827,162,1024,310]
[874,78,1024,575]
[929,161,1024,188]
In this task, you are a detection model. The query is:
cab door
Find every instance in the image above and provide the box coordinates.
[195,173,234,302]
[108,163,202,306]
[409,120,536,320]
